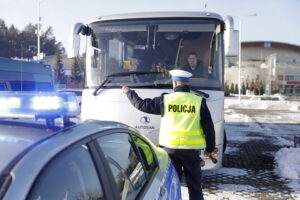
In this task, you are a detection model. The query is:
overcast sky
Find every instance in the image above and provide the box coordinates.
[1,0,300,49]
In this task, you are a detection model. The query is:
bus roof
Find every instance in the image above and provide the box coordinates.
[91,11,223,24]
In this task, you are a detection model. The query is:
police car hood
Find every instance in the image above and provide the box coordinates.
[0,120,55,174]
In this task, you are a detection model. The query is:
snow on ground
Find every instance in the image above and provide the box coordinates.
[204,167,249,176]
[224,95,300,146]
[181,95,300,200]
[223,146,239,154]
[275,148,300,179]
[181,186,258,200]
[225,95,300,111]
[225,95,300,180]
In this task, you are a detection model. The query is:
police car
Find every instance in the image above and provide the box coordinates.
[0,93,181,200]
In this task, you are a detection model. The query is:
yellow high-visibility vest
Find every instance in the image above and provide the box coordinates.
[134,136,154,167]
[159,92,206,149]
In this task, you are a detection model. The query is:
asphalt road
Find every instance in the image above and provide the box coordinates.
[181,107,300,200]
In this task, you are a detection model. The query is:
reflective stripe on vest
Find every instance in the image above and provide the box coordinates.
[159,92,206,149]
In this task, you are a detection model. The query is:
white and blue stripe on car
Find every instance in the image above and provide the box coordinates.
[154,160,181,200]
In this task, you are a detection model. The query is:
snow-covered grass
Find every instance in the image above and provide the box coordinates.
[224,95,300,147]
[274,147,300,179]
[225,95,300,180]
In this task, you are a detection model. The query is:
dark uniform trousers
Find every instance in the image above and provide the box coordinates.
[167,149,204,200]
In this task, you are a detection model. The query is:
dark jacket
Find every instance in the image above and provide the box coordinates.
[181,60,204,77]
[126,85,216,152]
[181,60,213,78]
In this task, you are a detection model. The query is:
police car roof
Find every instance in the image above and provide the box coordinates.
[0,119,128,174]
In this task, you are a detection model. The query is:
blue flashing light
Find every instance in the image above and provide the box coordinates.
[31,96,63,110]
[0,97,21,111]
[0,92,80,119]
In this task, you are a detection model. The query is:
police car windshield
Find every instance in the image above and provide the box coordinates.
[87,19,224,91]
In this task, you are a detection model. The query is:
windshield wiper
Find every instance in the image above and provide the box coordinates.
[93,77,112,96]
[93,71,166,96]
[128,82,173,89]
[108,71,165,77]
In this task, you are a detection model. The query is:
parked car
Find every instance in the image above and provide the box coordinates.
[0,118,181,200]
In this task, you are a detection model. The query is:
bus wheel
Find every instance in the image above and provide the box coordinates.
[223,130,227,153]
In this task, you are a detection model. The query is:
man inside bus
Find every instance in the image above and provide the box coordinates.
[181,52,211,78]
[122,69,216,200]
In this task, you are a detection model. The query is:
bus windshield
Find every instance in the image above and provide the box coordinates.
[87,19,224,90]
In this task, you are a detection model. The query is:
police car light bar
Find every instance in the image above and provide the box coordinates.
[31,96,62,110]
[0,92,80,119]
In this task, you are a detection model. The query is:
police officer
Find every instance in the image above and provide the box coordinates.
[122,69,216,200]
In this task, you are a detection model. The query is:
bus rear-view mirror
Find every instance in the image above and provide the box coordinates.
[67,23,85,58]
[224,16,239,57]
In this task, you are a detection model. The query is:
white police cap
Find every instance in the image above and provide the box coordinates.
[169,69,192,82]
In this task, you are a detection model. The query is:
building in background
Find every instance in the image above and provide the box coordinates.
[225,41,300,97]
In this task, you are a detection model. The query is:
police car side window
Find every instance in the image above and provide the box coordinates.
[132,135,157,174]
[27,145,104,200]
[97,133,147,200]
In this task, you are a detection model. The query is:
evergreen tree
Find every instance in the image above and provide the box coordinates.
[0,19,6,29]
[224,82,230,93]
[55,49,65,85]
[254,80,264,95]
[41,27,62,56]
[253,80,260,95]
[242,82,246,95]
[234,84,238,94]
[0,18,61,58]
[250,80,255,92]
[7,25,19,57]
[0,19,9,57]
[260,82,265,95]
[230,83,235,93]
[72,58,83,82]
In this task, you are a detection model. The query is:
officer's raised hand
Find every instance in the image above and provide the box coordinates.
[122,86,130,94]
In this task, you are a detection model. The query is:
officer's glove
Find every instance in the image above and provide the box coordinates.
[204,151,218,164]
[204,151,217,158]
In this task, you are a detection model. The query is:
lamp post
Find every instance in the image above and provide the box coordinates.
[238,20,242,102]
[237,14,257,102]
[37,0,44,61]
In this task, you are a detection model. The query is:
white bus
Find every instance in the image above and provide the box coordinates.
[68,12,238,170]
